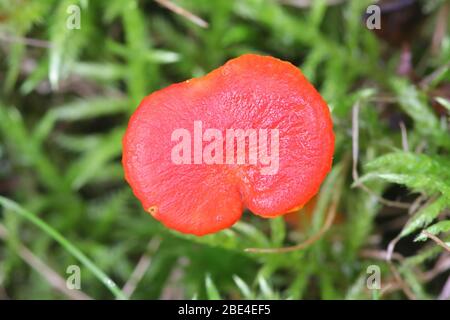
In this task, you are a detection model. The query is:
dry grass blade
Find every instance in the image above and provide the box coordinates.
[0,32,51,48]
[0,224,92,300]
[399,121,409,152]
[122,237,162,298]
[431,2,449,55]
[278,0,345,8]
[360,249,404,262]
[352,101,360,183]
[155,0,209,28]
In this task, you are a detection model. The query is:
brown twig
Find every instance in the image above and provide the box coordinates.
[160,257,190,299]
[386,235,401,262]
[438,276,450,300]
[352,101,361,183]
[421,231,450,252]
[408,193,427,215]
[383,228,450,299]
[381,253,450,298]
[154,0,208,28]
[387,263,417,300]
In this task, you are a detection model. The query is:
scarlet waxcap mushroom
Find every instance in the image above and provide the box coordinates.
[122,54,334,236]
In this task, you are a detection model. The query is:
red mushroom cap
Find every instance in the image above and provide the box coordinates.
[122,54,334,236]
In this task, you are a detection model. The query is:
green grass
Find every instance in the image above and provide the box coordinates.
[0,0,449,300]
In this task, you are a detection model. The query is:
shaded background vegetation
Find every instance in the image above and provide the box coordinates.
[0,0,449,300]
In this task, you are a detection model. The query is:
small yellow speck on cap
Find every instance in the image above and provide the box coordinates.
[147,206,158,217]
